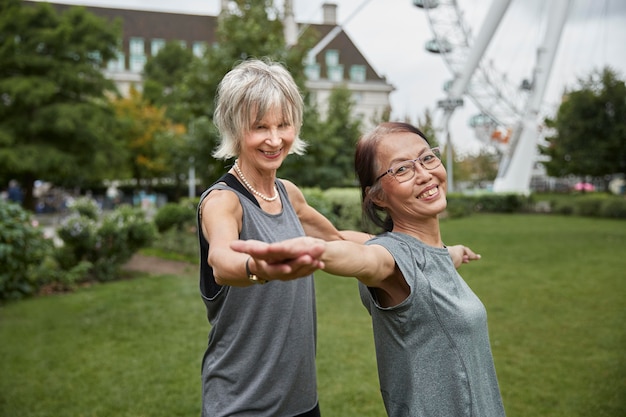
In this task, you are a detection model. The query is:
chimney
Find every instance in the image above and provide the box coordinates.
[322,3,338,25]
[219,0,228,15]
[283,0,298,46]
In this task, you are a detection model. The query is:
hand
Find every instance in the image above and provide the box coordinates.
[447,244,481,269]
[231,237,326,281]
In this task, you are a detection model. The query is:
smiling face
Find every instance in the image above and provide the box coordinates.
[212,59,306,160]
[373,131,448,226]
[239,106,296,172]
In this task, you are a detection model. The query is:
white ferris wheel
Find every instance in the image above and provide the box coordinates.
[413,0,573,194]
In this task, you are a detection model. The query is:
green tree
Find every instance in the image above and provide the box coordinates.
[142,40,196,122]
[416,108,440,148]
[540,67,626,181]
[282,85,363,187]
[111,86,186,185]
[0,0,123,209]
[455,150,500,188]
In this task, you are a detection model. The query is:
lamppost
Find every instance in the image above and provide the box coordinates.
[188,157,195,198]
[188,120,196,198]
[437,98,463,193]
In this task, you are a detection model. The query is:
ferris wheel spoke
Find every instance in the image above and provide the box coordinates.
[417,0,527,133]
[414,0,572,194]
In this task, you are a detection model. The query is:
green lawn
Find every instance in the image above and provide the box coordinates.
[0,214,624,416]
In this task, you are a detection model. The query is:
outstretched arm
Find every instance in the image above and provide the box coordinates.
[230,237,396,287]
[447,244,481,268]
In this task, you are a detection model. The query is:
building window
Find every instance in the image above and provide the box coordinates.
[303,53,316,66]
[129,55,146,73]
[129,37,145,55]
[305,63,321,81]
[151,39,165,56]
[129,37,146,72]
[325,49,339,67]
[192,41,206,57]
[107,51,125,71]
[350,65,366,83]
[87,51,102,66]
[328,65,344,82]
[179,40,187,49]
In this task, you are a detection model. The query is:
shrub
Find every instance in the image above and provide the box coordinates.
[600,199,626,219]
[0,201,54,301]
[445,195,474,219]
[324,188,362,231]
[552,199,575,215]
[154,202,195,233]
[473,193,529,213]
[92,206,157,281]
[575,197,604,217]
[56,214,98,268]
[537,193,626,219]
[149,227,199,263]
[55,204,157,282]
[39,257,93,294]
[67,196,100,220]
[302,187,338,226]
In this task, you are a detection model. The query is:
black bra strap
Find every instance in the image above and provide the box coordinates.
[215,172,260,208]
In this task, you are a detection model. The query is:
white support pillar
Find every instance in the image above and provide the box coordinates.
[493,0,572,194]
[438,0,511,192]
[447,0,512,99]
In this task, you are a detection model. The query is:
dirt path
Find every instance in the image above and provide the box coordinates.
[123,253,197,276]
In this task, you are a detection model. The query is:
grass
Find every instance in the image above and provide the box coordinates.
[1,214,625,416]
[0,273,206,417]
[141,227,199,263]
[440,214,626,417]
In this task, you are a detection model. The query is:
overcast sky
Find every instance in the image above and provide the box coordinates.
[35,0,626,153]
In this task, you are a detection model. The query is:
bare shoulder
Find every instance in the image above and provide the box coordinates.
[199,188,242,222]
[278,178,306,207]
[278,178,302,197]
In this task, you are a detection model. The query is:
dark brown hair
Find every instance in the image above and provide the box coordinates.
[354,122,430,232]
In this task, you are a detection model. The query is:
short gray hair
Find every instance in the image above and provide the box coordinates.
[212,59,306,160]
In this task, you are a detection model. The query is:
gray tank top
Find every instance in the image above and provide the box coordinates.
[360,232,505,417]
[198,177,318,417]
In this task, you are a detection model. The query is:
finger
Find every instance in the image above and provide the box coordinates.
[262,239,325,262]
[467,252,481,260]
[261,256,323,280]
[462,246,481,261]
[230,240,296,263]
[230,239,270,254]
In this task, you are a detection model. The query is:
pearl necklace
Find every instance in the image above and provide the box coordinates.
[233,160,279,202]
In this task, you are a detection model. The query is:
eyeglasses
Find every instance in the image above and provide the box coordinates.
[375,147,441,183]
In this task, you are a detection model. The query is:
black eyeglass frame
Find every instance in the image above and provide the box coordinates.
[374,147,442,183]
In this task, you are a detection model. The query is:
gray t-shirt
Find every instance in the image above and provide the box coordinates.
[360,232,505,417]
[198,178,318,416]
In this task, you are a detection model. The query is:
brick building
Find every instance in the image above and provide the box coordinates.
[28,1,395,127]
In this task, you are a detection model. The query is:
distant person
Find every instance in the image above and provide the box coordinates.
[231,122,504,417]
[7,180,23,204]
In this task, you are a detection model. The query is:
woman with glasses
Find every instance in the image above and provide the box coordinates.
[231,122,505,417]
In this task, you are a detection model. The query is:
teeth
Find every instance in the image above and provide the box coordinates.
[418,187,437,199]
[263,150,280,156]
